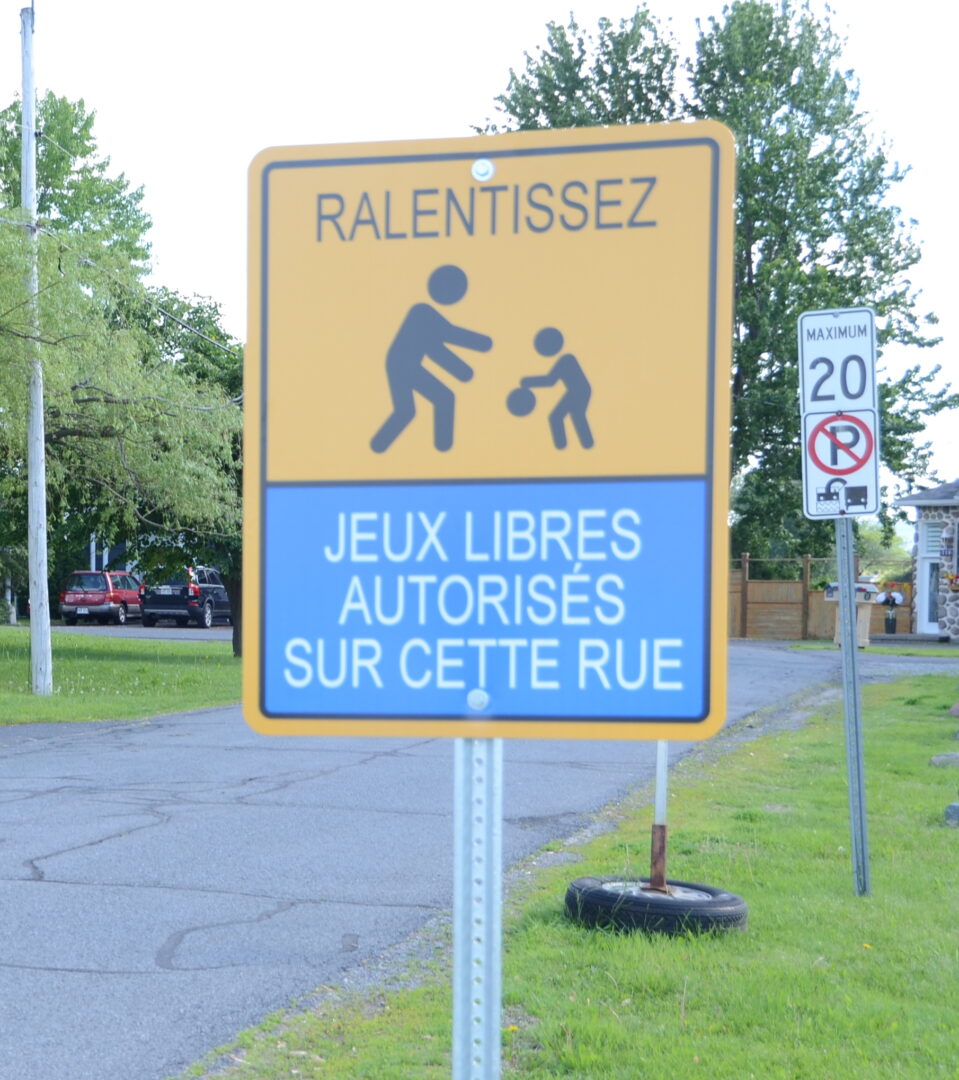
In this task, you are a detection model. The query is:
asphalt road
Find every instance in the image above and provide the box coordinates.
[0,640,955,1080]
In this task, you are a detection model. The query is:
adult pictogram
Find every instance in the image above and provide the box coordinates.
[807,413,874,476]
[370,265,493,454]
[506,326,594,449]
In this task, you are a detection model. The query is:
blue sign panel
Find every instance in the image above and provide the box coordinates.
[263,477,708,722]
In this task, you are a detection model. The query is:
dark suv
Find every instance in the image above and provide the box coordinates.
[59,570,142,625]
[140,566,231,628]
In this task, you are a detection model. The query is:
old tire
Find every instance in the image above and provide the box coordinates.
[565,876,747,935]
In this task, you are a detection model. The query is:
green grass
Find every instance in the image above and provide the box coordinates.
[0,626,241,723]
[177,674,959,1080]
[792,641,959,658]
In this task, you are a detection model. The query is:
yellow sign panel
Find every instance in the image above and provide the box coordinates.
[245,122,735,740]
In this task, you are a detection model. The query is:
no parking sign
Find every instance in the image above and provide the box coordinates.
[798,308,879,518]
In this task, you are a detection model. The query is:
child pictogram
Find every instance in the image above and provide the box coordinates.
[507,327,594,449]
[370,265,493,453]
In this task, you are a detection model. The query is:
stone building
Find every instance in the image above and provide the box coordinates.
[897,480,959,639]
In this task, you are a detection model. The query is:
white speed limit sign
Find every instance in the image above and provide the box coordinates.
[798,308,879,519]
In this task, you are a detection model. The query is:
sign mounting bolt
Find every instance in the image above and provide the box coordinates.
[471,159,495,182]
[467,689,490,712]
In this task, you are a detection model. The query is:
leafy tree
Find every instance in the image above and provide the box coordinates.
[0,95,242,655]
[0,229,241,567]
[0,92,151,267]
[856,522,911,583]
[487,8,680,129]
[122,286,245,656]
[485,1,956,559]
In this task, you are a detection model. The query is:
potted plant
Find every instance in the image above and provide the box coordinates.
[945,572,959,593]
[876,583,904,634]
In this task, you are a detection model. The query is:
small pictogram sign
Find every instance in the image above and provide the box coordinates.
[815,477,869,514]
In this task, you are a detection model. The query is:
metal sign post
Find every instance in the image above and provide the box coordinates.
[798,307,876,896]
[453,738,503,1080]
[835,518,871,896]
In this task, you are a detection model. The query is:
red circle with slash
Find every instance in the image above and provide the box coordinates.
[807,414,874,476]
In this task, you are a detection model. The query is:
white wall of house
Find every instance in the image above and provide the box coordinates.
[913,507,958,638]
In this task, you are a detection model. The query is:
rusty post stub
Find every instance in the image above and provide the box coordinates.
[649,823,669,893]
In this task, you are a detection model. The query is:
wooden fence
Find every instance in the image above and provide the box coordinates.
[729,553,912,640]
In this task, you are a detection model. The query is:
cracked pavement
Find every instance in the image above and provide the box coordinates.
[0,640,955,1079]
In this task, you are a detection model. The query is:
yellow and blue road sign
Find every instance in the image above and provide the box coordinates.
[245,122,735,739]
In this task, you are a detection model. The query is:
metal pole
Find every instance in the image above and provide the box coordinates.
[649,739,669,892]
[835,517,870,896]
[4,577,16,625]
[453,737,503,1080]
[21,4,52,695]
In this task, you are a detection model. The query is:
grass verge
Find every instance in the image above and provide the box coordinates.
[791,642,959,658]
[178,674,959,1080]
[0,626,241,723]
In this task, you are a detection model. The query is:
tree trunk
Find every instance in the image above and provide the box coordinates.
[223,569,242,658]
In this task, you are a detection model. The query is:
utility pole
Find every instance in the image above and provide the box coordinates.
[22,3,52,695]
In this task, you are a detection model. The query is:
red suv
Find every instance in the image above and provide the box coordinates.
[59,570,142,625]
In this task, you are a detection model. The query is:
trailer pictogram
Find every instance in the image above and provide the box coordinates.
[815,477,869,514]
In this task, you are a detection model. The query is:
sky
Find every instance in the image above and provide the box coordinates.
[2,0,956,487]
